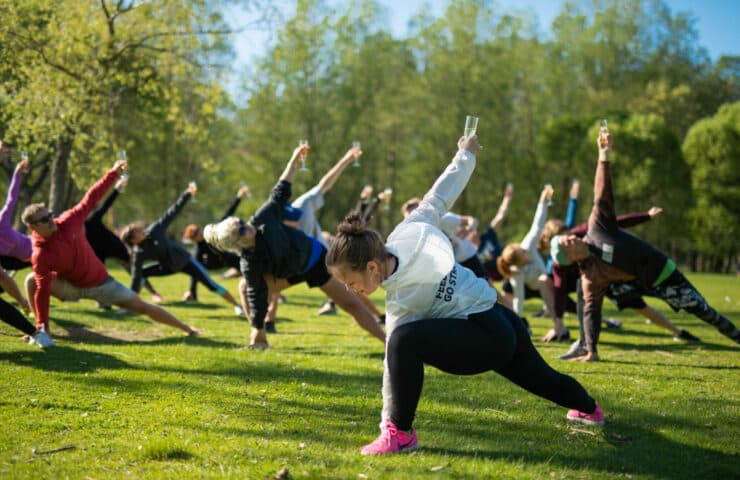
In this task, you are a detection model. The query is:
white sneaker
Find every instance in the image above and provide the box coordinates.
[30,330,55,348]
[234,305,244,316]
[558,340,586,360]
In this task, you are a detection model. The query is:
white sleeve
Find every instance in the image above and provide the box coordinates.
[439,212,462,237]
[406,149,476,229]
[511,273,525,316]
[520,201,548,252]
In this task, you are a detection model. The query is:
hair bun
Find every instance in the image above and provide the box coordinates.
[337,213,366,236]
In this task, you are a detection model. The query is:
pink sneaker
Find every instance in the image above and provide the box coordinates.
[360,420,418,455]
[567,403,605,426]
[152,294,164,303]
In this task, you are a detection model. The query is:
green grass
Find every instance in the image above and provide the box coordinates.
[1,267,738,479]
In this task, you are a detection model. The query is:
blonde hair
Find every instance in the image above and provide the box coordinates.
[203,217,243,254]
[496,243,529,279]
[538,219,566,257]
[21,203,46,225]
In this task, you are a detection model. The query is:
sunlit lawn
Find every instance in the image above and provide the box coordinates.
[0,267,738,479]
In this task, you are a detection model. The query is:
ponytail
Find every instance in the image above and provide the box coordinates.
[326,213,388,271]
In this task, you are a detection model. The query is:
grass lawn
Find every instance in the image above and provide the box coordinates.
[0,267,738,479]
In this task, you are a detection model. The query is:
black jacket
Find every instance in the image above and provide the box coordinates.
[240,180,313,328]
[130,190,192,291]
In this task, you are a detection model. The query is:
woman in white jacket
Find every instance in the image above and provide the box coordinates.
[497,187,566,342]
[326,135,604,455]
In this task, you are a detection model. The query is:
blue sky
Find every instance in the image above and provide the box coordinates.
[226,0,739,82]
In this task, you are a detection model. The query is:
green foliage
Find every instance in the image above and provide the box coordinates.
[682,102,740,256]
[0,269,738,478]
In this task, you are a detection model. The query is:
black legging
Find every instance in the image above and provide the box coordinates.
[386,303,597,430]
[143,259,224,294]
[0,297,36,336]
[460,256,487,279]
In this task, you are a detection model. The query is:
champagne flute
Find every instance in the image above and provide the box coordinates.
[544,183,554,207]
[118,150,127,162]
[239,181,252,198]
[299,139,309,172]
[118,173,129,193]
[20,151,29,162]
[382,187,393,211]
[352,141,361,167]
[599,119,609,148]
[189,180,198,203]
[464,115,479,139]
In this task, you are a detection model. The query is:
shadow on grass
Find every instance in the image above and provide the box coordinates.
[0,345,134,372]
[46,318,242,348]
[419,408,737,479]
[601,338,738,354]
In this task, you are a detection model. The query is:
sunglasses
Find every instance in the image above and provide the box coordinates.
[238,219,248,236]
[32,212,54,225]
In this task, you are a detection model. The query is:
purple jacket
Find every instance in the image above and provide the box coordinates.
[0,169,32,260]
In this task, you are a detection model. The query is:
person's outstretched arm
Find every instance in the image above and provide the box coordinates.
[564,180,579,229]
[220,186,249,221]
[520,186,551,252]
[278,143,309,185]
[589,134,617,232]
[407,135,481,227]
[317,146,362,194]
[149,183,196,233]
[1,160,28,229]
[88,188,119,223]
[490,183,513,229]
[59,161,125,228]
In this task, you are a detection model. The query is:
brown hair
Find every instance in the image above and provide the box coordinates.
[326,213,388,272]
[496,243,529,279]
[120,222,145,246]
[183,224,201,241]
[538,219,566,257]
[400,197,421,217]
[21,203,46,225]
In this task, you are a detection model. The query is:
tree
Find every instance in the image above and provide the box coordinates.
[682,102,740,271]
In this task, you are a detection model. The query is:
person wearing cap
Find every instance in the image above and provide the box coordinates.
[181,185,250,303]
[202,142,386,349]
[551,133,740,361]
[23,160,200,337]
[121,183,243,316]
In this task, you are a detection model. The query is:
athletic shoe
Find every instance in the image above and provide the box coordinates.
[152,294,164,303]
[234,305,244,316]
[317,300,337,316]
[558,340,587,360]
[96,302,112,310]
[533,307,547,318]
[277,295,287,304]
[244,342,269,350]
[265,322,277,334]
[674,329,701,343]
[360,420,418,455]
[30,330,55,348]
[603,317,622,328]
[567,403,605,426]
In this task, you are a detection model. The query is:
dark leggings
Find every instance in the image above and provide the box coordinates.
[143,259,225,294]
[0,297,36,336]
[387,304,597,430]
[460,256,487,279]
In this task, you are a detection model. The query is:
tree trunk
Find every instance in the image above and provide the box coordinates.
[49,136,73,213]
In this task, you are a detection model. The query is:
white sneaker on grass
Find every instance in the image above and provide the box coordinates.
[234,305,244,316]
[30,330,55,348]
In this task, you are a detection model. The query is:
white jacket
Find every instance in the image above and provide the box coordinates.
[509,200,549,316]
[379,148,498,421]
[439,212,479,262]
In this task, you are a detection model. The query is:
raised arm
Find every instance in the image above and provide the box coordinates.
[490,183,513,229]
[588,134,617,233]
[149,186,194,233]
[60,161,125,227]
[278,143,310,185]
[88,188,119,223]
[564,180,579,229]
[317,146,362,194]
[406,135,481,227]
[570,208,661,237]
[520,187,551,252]
[1,160,28,229]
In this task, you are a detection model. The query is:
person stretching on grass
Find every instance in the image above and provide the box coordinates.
[551,133,740,362]
[326,134,605,455]
[85,174,163,306]
[23,160,200,338]
[121,182,243,316]
[202,142,386,349]
[0,155,32,272]
[181,185,250,303]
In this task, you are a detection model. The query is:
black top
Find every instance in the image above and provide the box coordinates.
[194,196,241,270]
[130,190,192,291]
[240,180,313,327]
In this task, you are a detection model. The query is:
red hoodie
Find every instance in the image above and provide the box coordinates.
[31,169,119,328]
